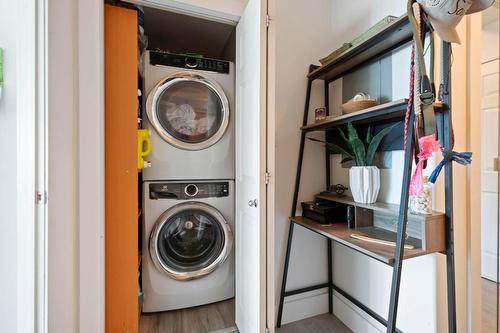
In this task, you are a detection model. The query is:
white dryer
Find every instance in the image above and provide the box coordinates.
[142,180,234,312]
[143,51,235,181]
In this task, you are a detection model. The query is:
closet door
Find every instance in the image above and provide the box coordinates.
[104,5,138,333]
[235,0,267,332]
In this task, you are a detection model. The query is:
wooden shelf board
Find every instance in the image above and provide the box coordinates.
[316,193,444,218]
[301,99,444,132]
[290,216,431,265]
[308,15,412,82]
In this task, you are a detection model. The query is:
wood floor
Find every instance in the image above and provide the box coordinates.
[139,284,500,333]
[277,313,352,333]
[482,278,500,333]
[275,279,498,333]
[138,278,500,333]
[140,298,236,333]
[140,300,351,333]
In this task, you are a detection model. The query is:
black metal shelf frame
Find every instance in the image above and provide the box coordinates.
[276,19,457,333]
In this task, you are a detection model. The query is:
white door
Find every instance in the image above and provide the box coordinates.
[0,0,44,332]
[480,8,499,281]
[235,0,267,332]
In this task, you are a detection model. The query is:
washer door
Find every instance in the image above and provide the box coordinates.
[149,201,233,280]
[146,71,230,151]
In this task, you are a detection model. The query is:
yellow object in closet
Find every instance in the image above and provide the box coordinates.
[137,129,152,169]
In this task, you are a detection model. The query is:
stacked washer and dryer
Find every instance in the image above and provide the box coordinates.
[142,50,235,312]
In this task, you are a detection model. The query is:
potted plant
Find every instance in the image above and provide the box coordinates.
[310,122,395,204]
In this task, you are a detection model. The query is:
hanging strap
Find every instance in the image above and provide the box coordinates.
[408,0,436,137]
[412,3,424,166]
[403,42,415,151]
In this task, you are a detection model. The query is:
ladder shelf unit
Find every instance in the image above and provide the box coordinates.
[277,14,457,333]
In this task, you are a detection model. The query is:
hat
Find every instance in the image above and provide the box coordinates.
[417,0,495,43]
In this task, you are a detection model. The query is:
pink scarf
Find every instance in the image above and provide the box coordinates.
[410,134,441,195]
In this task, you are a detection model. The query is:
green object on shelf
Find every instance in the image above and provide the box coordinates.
[182,53,204,58]
[0,48,4,89]
[318,42,352,65]
[319,15,398,65]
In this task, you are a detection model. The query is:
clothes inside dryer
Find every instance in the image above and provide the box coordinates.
[155,79,224,143]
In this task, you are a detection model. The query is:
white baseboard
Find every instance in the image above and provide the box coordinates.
[481,252,499,282]
[331,291,385,333]
[278,289,385,333]
[280,288,329,325]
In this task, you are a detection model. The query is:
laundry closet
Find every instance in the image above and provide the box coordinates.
[105,1,266,333]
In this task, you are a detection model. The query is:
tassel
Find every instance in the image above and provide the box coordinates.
[428,151,473,184]
[409,134,441,196]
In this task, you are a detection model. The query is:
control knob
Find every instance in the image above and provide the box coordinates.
[184,184,199,197]
[185,57,198,68]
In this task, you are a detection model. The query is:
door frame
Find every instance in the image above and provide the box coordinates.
[12,0,48,332]
[56,1,276,332]
[266,0,277,330]
[35,0,49,331]
[467,13,485,333]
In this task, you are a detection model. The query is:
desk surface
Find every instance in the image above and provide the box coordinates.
[290,216,432,265]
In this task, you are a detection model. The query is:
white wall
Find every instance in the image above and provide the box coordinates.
[0,1,37,332]
[274,1,444,331]
[47,0,79,331]
[48,0,106,332]
[0,1,19,331]
[482,15,500,63]
[270,0,336,324]
[0,1,86,331]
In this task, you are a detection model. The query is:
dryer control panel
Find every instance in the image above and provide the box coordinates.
[150,182,229,200]
[149,51,230,74]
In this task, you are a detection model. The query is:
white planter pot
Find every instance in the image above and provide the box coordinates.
[349,166,380,204]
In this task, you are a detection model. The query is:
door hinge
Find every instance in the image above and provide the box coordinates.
[265,171,271,185]
[265,14,271,27]
[36,191,47,205]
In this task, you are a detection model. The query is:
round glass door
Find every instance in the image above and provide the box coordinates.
[146,72,230,151]
[150,202,233,280]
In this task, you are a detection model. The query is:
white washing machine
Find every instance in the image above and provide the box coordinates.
[142,180,234,312]
[143,51,235,181]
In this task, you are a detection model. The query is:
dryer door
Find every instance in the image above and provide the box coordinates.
[149,201,233,281]
[146,71,230,151]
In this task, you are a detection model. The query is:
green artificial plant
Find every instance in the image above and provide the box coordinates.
[309,122,396,166]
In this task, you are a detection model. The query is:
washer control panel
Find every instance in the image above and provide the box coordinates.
[149,51,230,74]
[150,182,229,200]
